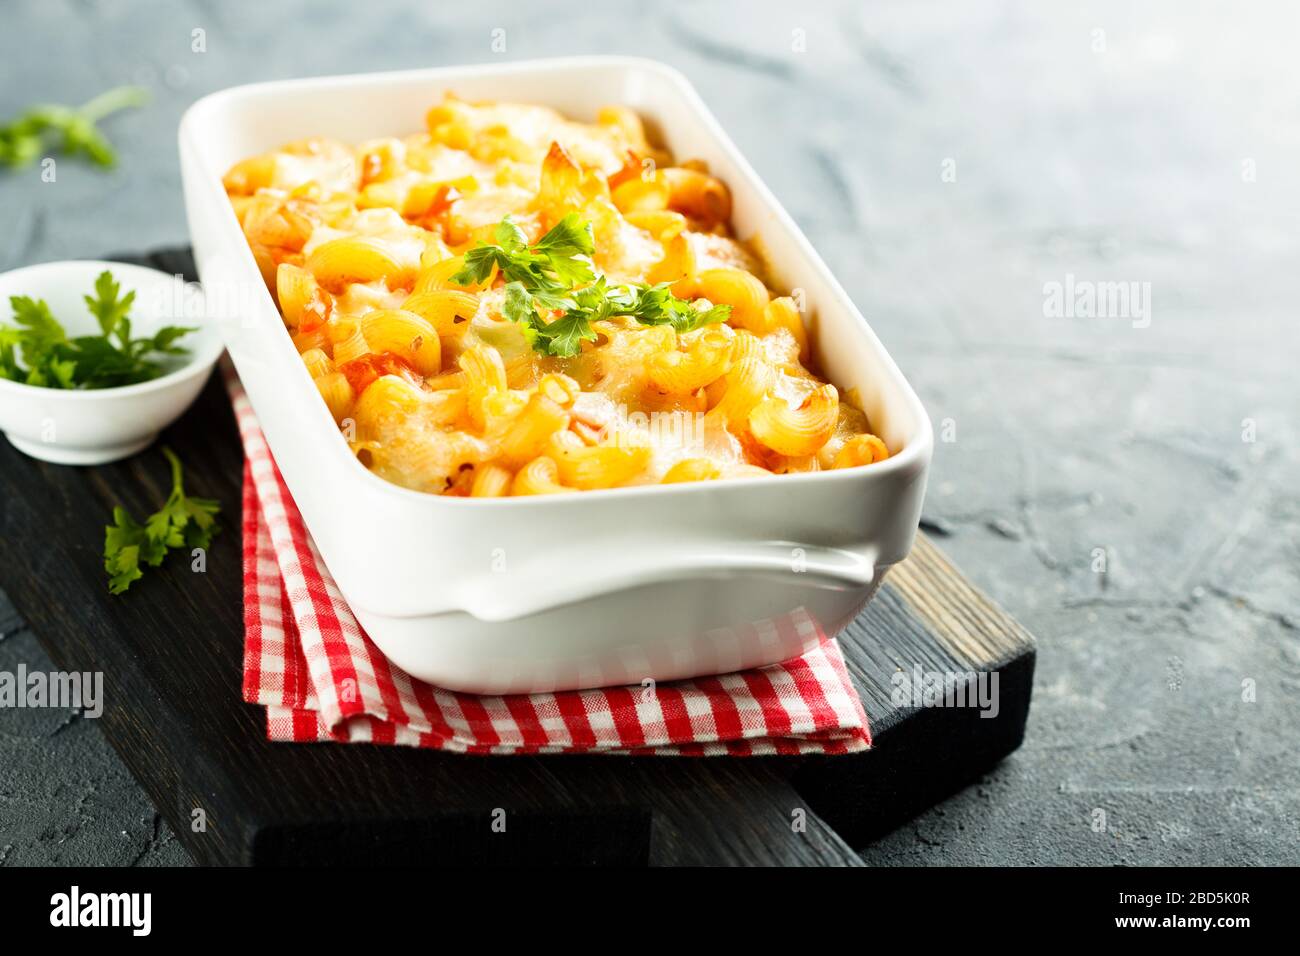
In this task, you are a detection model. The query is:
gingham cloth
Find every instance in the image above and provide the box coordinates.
[229,369,871,755]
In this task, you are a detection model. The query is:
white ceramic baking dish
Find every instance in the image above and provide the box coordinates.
[179,56,932,693]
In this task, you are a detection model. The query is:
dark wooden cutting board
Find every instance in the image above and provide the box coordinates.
[0,249,1035,866]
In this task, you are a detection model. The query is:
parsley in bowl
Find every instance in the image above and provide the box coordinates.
[0,260,224,464]
[1,269,195,388]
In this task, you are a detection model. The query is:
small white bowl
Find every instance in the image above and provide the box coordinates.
[0,260,224,465]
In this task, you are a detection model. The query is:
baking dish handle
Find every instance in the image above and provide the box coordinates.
[454,544,877,623]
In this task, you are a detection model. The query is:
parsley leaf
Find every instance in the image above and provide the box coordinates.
[529,311,599,358]
[85,270,135,339]
[501,281,542,332]
[3,295,75,388]
[451,213,596,292]
[460,215,732,357]
[531,213,598,287]
[9,295,67,350]
[0,86,147,170]
[104,506,167,595]
[0,269,195,390]
[104,448,221,595]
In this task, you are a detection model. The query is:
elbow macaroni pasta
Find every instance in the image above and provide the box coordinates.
[224,95,890,495]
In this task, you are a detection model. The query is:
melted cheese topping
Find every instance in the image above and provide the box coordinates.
[224,95,890,496]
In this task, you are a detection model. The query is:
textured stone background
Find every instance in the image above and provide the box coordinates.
[1,0,1296,866]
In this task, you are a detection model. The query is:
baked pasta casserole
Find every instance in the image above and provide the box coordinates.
[223,96,890,496]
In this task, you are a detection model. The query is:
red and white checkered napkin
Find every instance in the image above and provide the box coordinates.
[228,371,870,755]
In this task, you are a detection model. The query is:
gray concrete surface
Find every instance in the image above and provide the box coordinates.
[1,0,1296,866]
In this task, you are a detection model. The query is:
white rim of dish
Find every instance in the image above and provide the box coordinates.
[0,259,224,400]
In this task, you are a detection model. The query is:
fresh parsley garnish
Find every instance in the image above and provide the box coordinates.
[0,86,147,169]
[0,270,195,389]
[452,213,597,298]
[452,214,731,358]
[104,447,221,595]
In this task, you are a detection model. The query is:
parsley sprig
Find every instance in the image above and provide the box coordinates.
[0,270,194,389]
[104,447,221,595]
[451,214,731,358]
[0,86,148,169]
